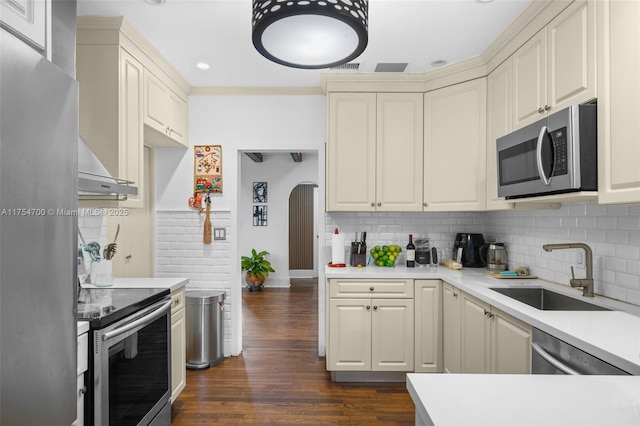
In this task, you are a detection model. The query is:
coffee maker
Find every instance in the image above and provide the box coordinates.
[452,233,485,267]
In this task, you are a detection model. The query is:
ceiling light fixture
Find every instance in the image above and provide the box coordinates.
[252,0,368,69]
[144,0,166,5]
[197,62,211,70]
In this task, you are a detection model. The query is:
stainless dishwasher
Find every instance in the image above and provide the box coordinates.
[531,328,631,375]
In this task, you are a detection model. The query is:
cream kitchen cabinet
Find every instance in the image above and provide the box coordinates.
[170,286,186,402]
[326,92,423,212]
[460,291,532,374]
[486,59,514,211]
[513,0,596,129]
[76,43,144,209]
[442,282,462,374]
[424,78,487,211]
[327,279,414,372]
[143,69,188,148]
[414,280,442,373]
[596,0,640,204]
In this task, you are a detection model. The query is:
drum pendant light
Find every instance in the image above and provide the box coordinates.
[252,0,368,69]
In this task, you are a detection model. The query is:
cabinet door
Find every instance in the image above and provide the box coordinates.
[171,305,186,402]
[414,280,442,373]
[168,91,188,145]
[486,59,514,211]
[424,78,487,211]
[120,49,145,209]
[460,292,491,374]
[513,30,547,128]
[547,0,596,111]
[326,93,376,211]
[0,0,46,50]
[376,93,423,212]
[371,298,414,371]
[597,0,640,204]
[442,282,461,374]
[143,70,170,135]
[490,308,532,374]
[328,299,371,371]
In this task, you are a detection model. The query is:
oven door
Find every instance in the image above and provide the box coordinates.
[93,298,172,426]
[497,108,576,198]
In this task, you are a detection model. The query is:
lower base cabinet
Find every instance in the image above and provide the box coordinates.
[327,279,414,372]
[170,287,186,402]
[460,291,532,374]
[414,280,442,373]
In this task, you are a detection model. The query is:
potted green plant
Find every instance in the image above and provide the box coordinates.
[241,249,275,291]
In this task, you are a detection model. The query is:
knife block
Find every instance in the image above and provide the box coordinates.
[350,242,367,267]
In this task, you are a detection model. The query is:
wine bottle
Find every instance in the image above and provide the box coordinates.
[406,234,416,267]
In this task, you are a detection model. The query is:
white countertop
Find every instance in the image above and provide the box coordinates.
[81,276,188,293]
[325,265,640,375]
[407,373,640,426]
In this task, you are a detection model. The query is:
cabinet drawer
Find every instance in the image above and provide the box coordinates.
[329,279,413,298]
[171,287,186,314]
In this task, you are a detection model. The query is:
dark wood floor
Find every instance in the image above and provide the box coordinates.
[171,279,415,425]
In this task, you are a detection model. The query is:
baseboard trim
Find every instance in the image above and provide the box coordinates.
[330,371,408,383]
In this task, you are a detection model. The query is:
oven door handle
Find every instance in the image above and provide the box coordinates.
[536,125,553,186]
[102,299,171,342]
[531,342,581,375]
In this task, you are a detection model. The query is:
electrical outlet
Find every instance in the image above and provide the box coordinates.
[213,227,226,240]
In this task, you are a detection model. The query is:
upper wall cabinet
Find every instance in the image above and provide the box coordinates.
[1,0,46,51]
[596,0,640,204]
[513,0,596,129]
[424,78,487,212]
[77,43,145,209]
[143,68,188,148]
[486,59,514,211]
[326,92,423,212]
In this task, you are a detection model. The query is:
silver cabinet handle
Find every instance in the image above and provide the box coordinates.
[373,305,378,310]
[369,287,374,291]
[377,202,381,207]
[531,342,580,375]
[370,202,375,207]
[366,305,371,310]
[538,107,545,113]
[544,105,551,111]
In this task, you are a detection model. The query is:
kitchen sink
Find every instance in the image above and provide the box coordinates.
[489,287,610,311]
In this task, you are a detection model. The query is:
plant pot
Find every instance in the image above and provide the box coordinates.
[245,273,265,291]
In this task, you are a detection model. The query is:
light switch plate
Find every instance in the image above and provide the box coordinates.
[213,227,226,240]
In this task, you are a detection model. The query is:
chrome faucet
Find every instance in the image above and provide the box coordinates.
[542,243,595,297]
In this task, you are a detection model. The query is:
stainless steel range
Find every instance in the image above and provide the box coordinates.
[78,287,172,426]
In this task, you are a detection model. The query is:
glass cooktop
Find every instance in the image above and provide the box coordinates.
[77,287,170,329]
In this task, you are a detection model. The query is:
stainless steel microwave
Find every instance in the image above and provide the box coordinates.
[497,104,598,199]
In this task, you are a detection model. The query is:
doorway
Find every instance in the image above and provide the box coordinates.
[289,183,318,277]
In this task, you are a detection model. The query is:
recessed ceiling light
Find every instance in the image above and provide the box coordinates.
[196,62,211,70]
[476,0,494,3]
[144,0,166,5]
[430,60,448,67]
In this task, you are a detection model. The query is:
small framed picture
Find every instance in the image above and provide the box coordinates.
[253,181,267,203]
[253,205,267,226]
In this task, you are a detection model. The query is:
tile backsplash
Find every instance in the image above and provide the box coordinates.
[326,202,640,306]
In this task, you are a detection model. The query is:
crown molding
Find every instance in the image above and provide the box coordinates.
[190,86,324,96]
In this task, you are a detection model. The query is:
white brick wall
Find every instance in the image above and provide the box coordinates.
[155,210,232,356]
[486,202,640,306]
[326,202,640,306]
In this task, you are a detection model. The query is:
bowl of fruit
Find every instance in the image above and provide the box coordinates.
[370,245,402,267]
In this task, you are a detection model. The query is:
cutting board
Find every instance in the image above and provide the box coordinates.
[485,272,538,279]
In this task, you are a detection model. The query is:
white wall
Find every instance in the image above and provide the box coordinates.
[154,94,326,355]
[239,152,319,288]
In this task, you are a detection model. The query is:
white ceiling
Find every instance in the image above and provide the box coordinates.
[76,0,533,89]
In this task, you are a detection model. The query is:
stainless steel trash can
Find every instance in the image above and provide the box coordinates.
[185,290,225,370]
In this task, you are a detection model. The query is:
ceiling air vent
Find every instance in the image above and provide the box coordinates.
[330,62,360,70]
[375,63,408,72]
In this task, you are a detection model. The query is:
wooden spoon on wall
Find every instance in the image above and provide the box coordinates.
[203,194,212,244]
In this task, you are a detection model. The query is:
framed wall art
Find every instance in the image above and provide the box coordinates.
[194,145,222,193]
[253,181,267,203]
[253,205,267,226]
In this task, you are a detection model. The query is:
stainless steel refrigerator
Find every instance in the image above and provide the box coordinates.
[0,5,78,425]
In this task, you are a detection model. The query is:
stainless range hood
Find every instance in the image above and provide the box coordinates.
[78,137,137,198]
